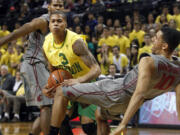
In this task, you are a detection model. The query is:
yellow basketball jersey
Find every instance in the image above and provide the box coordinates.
[43,29,90,78]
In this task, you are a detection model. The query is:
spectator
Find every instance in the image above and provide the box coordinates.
[169,19,177,29]
[154,22,162,32]
[84,25,92,41]
[173,3,180,29]
[125,15,131,25]
[74,25,82,34]
[116,27,130,55]
[0,65,15,120]
[128,39,139,71]
[97,15,104,25]
[94,23,104,40]
[138,33,153,59]
[10,44,24,76]
[159,14,168,25]
[98,27,111,47]
[149,28,156,38]
[125,22,132,31]
[112,45,129,74]
[0,71,25,122]
[106,18,113,27]
[0,45,15,75]
[97,44,113,75]
[0,24,10,49]
[129,21,145,47]
[72,16,82,30]
[114,19,121,28]
[106,64,122,79]
[155,5,173,24]
[86,13,98,32]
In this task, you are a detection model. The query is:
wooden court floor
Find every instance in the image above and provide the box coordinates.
[0,122,180,135]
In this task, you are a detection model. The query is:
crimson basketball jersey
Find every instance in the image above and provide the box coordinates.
[124,54,180,100]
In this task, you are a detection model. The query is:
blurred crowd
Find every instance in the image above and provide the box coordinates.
[0,0,180,123]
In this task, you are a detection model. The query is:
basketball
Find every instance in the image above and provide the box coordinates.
[47,69,73,88]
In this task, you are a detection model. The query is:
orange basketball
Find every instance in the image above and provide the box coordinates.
[47,69,73,88]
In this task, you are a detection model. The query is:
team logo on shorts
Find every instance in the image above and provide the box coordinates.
[37,95,42,102]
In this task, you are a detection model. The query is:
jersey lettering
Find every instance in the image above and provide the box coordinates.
[59,53,69,65]
[154,73,175,90]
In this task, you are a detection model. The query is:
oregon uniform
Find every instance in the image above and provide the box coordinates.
[43,29,96,120]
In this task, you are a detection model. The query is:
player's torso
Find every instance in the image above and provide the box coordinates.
[143,55,180,99]
[44,30,90,78]
[24,14,49,64]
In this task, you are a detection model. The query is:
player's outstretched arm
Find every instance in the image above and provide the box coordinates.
[0,18,48,46]
[110,56,155,135]
[175,83,180,120]
[72,39,101,83]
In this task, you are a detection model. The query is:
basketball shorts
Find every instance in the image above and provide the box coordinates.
[20,60,53,107]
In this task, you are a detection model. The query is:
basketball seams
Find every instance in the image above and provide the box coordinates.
[57,70,63,82]
[48,69,73,88]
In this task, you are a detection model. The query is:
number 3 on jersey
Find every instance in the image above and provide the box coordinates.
[59,53,69,65]
[154,73,175,90]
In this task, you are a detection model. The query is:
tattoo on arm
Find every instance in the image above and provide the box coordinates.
[72,39,98,68]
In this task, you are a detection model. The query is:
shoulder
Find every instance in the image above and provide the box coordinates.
[72,39,86,54]
[139,56,155,69]
[45,33,53,41]
[43,33,53,49]
[39,14,49,21]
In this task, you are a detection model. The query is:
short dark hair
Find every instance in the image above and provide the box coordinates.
[113,45,120,51]
[144,33,150,38]
[50,10,67,21]
[161,26,180,52]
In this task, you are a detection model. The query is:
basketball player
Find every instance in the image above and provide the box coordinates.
[45,25,180,134]
[0,0,64,135]
[42,11,101,135]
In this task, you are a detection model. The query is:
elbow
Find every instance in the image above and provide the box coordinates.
[94,65,101,77]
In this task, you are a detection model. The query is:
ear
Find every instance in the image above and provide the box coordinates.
[162,42,168,50]
[48,5,50,12]
[65,21,67,27]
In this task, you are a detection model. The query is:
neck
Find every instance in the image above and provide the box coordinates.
[115,54,119,58]
[53,30,66,44]
[162,51,172,60]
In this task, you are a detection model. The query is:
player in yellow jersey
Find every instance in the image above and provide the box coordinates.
[42,11,101,135]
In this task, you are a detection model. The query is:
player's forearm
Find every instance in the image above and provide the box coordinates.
[120,93,144,126]
[0,23,34,46]
[78,64,101,83]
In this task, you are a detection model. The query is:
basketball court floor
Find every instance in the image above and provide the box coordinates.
[0,122,180,135]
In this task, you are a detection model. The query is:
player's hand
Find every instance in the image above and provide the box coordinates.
[62,79,80,86]
[42,84,56,98]
[110,124,126,135]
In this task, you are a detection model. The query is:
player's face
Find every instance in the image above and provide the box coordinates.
[49,14,67,34]
[48,0,64,12]
[151,30,164,54]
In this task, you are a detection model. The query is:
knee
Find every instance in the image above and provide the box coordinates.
[95,109,102,121]
[82,123,97,135]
